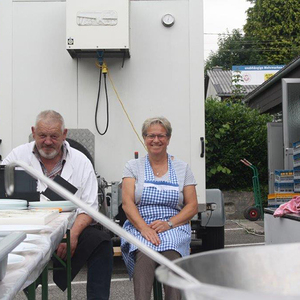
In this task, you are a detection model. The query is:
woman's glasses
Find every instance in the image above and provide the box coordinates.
[145,134,168,140]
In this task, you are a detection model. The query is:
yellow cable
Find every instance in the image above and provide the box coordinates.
[102,62,108,74]
[108,70,147,152]
[95,60,147,152]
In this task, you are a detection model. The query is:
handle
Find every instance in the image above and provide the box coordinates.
[200,137,205,158]
[240,158,252,167]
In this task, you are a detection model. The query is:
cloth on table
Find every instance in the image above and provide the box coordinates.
[274,196,300,217]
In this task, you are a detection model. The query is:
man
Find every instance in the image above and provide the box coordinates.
[2,110,113,300]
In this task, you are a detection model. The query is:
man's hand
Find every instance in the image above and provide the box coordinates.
[56,213,92,260]
[56,234,79,260]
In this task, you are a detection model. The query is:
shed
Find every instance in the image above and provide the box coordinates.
[244,55,300,114]
[205,67,258,101]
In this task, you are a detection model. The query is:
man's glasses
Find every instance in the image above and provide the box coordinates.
[145,134,168,140]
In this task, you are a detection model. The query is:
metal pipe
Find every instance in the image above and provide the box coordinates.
[4,160,201,286]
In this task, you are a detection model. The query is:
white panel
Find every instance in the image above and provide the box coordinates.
[78,1,192,180]
[12,2,78,147]
[267,122,283,194]
[0,0,13,157]
[265,213,300,244]
[206,81,218,100]
[189,0,205,204]
[3,0,205,204]
[282,78,300,169]
[66,0,129,50]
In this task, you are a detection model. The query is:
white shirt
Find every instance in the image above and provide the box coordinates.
[2,141,98,215]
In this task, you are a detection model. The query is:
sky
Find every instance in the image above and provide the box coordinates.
[203,0,252,60]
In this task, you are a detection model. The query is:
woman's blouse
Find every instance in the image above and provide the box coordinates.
[122,155,197,209]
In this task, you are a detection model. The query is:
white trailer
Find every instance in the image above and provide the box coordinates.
[0,0,224,251]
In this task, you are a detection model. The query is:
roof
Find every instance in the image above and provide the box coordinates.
[207,68,258,97]
[244,55,300,103]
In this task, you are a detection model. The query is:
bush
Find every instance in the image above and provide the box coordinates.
[205,98,273,190]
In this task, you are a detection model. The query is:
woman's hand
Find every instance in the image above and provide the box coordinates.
[141,225,161,246]
[150,220,171,233]
[122,178,159,244]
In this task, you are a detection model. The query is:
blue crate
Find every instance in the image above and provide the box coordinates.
[294,153,300,167]
[274,182,294,193]
[294,167,300,180]
[293,140,300,155]
[294,179,300,193]
[274,170,294,183]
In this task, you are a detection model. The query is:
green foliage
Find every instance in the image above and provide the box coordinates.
[205,0,300,70]
[230,72,246,103]
[205,98,273,190]
[205,29,256,72]
[244,0,300,65]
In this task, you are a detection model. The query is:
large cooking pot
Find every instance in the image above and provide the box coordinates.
[156,242,300,300]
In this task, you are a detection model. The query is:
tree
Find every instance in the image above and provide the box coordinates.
[205,98,273,190]
[205,0,300,70]
[244,0,300,65]
[230,72,246,103]
[205,29,256,72]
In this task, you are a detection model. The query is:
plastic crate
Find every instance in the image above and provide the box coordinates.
[267,201,283,208]
[294,167,300,180]
[268,193,300,207]
[294,179,300,193]
[274,182,294,193]
[268,193,298,200]
[274,170,294,183]
[293,140,300,156]
[293,153,300,167]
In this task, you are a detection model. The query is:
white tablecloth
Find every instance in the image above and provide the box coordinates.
[0,212,75,300]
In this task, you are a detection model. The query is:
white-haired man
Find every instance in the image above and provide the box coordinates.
[2,110,113,300]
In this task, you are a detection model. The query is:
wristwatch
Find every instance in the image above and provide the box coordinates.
[167,221,173,228]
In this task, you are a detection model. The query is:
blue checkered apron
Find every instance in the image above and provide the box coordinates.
[121,154,191,277]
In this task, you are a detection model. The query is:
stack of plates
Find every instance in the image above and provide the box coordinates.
[28,201,77,212]
[0,210,59,225]
[12,242,38,253]
[0,225,51,233]
[8,253,25,265]
[0,199,27,210]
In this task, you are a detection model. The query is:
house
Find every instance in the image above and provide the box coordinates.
[205,67,258,101]
[243,55,300,193]
[244,55,300,113]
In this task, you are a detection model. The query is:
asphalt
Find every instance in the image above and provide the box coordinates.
[233,219,265,235]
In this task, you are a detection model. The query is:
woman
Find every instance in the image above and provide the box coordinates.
[121,117,198,300]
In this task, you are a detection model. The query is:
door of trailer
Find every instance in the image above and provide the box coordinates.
[282,78,300,169]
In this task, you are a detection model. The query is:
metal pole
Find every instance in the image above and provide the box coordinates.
[66,229,72,300]
[5,161,201,287]
[41,264,48,299]
[26,282,36,300]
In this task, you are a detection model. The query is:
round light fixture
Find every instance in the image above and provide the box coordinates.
[162,14,175,27]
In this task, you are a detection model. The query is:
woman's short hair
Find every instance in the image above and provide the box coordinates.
[35,110,65,132]
[142,117,172,137]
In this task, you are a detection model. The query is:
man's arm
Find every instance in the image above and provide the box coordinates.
[56,149,99,259]
[56,213,93,259]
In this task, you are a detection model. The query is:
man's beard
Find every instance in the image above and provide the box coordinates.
[38,148,59,159]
